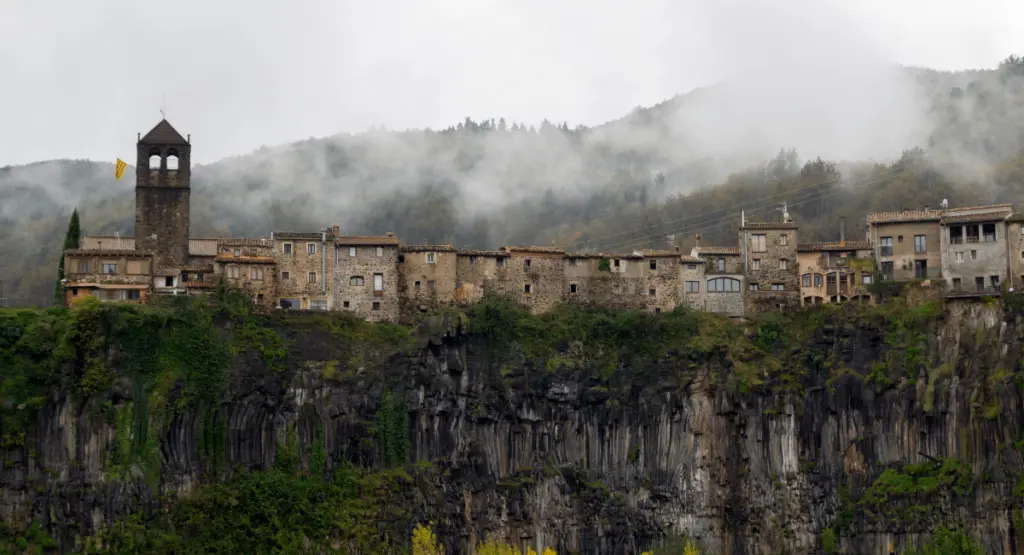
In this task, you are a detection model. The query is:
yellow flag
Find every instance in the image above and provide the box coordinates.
[115,158,127,180]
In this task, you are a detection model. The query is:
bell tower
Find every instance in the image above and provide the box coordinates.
[134,119,191,266]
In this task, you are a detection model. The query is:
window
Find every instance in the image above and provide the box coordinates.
[469,256,478,265]
[975,276,985,291]
[861,273,873,285]
[655,308,662,314]
[687,264,697,270]
[914,235,927,254]
[310,299,328,311]
[525,258,531,268]
[426,253,435,264]
[779,259,788,270]
[983,223,996,242]
[751,259,761,270]
[282,243,292,255]
[234,248,241,257]
[427,280,435,292]
[165,276,174,287]
[227,266,239,279]
[376,246,383,257]
[914,260,928,279]
[950,226,963,244]
[749,283,759,291]
[349,246,356,257]
[649,288,656,296]
[343,301,350,308]
[881,261,894,278]
[125,289,141,301]
[952,278,962,290]
[707,277,740,292]
[76,260,90,273]
[802,274,811,287]
[496,258,506,268]
[103,263,117,274]
[991,275,1000,287]
[397,254,405,263]
[716,258,725,272]
[771,284,784,291]
[613,259,621,268]
[250,267,263,280]
[350,276,364,286]
[649,260,657,270]
[966,225,980,243]
[372,301,381,311]
[780,234,788,246]
[279,298,300,309]
[569,283,578,294]
[971,250,978,261]
[308,272,317,283]
[282,271,290,280]
[524,284,532,294]
[814,274,824,287]
[1020,223,1024,234]
[956,252,964,263]
[373,273,384,292]
[685,281,699,293]
[879,236,893,256]
[751,234,766,252]
[307,243,317,255]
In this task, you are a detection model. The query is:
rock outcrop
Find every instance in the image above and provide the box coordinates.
[2,299,1024,554]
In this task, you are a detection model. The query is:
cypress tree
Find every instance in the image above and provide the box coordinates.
[54,208,81,305]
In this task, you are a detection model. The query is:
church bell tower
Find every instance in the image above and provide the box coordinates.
[134,119,191,267]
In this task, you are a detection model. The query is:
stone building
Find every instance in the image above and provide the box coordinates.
[796,241,873,305]
[454,250,510,304]
[678,255,706,311]
[213,238,277,308]
[135,119,192,268]
[638,250,685,313]
[692,245,745,317]
[739,219,800,312]
[274,230,333,310]
[62,248,152,304]
[399,244,458,314]
[1008,213,1024,290]
[332,233,402,322]
[562,253,646,310]
[939,204,1014,296]
[498,246,566,314]
[866,209,942,281]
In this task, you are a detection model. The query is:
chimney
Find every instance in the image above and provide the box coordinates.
[674,245,680,253]
[839,217,846,245]
[695,233,702,248]
[386,231,394,237]
[331,225,340,236]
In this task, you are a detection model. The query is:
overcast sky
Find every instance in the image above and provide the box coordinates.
[0,0,1021,166]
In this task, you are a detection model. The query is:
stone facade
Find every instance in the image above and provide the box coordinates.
[679,256,707,311]
[1008,215,1024,290]
[332,235,401,322]
[868,210,943,281]
[135,120,192,268]
[399,245,458,315]
[739,221,799,313]
[940,205,1014,295]
[454,251,510,304]
[501,246,566,314]
[640,250,684,313]
[62,249,153,304]
[692,246,746,317]
[796,242,874,306]
[213,239,278,308]
[563,254,646,310]
[274,231,332,310]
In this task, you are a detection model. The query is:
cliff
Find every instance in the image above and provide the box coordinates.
[1,290,1023,554]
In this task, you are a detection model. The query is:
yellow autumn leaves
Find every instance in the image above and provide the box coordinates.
[642,538,701,555]
[412,524,557,555]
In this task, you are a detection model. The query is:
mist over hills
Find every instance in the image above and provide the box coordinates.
[3,56,1024,305]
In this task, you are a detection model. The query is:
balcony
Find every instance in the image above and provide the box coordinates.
[946,285,1002,298]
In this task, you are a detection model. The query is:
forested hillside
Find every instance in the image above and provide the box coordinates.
[3,56,1024,305]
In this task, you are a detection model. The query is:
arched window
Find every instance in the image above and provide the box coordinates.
[349,276,365,286]
[148,151,162,170]
[166,149,179,171]
[707,277,740,292]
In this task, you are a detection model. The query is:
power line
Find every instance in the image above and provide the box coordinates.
[569,164,903,252]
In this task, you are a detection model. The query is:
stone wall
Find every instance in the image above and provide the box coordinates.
[134,186,191,267]
[399,246,458,314]
[213,241,278,309]
[643,254,682,313]
[1009,219,1024,288]
[501,249,566,314]
[940,221,1010,291]
[275,233,331,310]
[679,257,706,310]
[870,220,942,281]
[333,243,401,322]
[740,226,798,292]
[454,252,508,305]
[563,256,646,310]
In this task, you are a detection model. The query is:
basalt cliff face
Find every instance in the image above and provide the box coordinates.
[1,298,1023,554]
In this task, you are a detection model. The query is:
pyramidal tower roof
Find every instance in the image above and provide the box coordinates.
[139,119,189,145]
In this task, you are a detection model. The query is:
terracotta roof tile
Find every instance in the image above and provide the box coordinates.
[63,248,152,258]
[636,249,685,257]
[457,249,509,257]
[334,235,401,246]
[80,236,135,250]
[797,241,872,252]
[275,231,326,240]
[140,119,189,145]
[214,255,276,264]
[400,244,457,253]
[867,210,942,224]
[679,255,704,263]
[188,239,219,256]
[694,246,740,255]
[740,221,798,230]
[217,238,274,246]
[501,245,566,254]
[154,267,180,276]
[940,210,1012,224]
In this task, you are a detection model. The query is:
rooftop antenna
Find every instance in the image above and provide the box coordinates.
[780,202,791,222]
[940,198,949,209]
[160,92,166,120]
